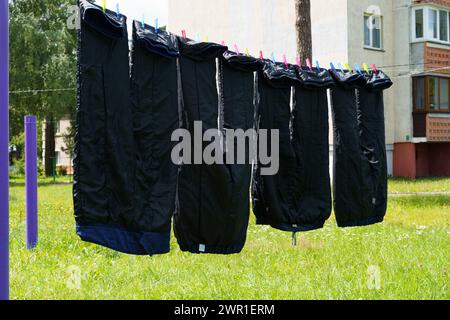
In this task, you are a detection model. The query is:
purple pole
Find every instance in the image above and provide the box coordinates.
[0,0,10,300]
[25,116,38,249]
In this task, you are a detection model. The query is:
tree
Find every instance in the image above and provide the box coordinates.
[295,0,312,61]
[9,0,77,176]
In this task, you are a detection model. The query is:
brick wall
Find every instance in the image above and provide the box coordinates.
[424,45,450,74]
[414,0,450,8]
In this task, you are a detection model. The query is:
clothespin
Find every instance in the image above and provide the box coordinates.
[306,58,313,71]
[338,63,344,73]
[102,0,106,12]
[296,56,301,67]
[355,63,362,74]
[315,60,321,71]
[115,3,120,17]
[363,63,370,74]
[141,14,145,28]
[221,40,226,46]
[181,30,187,39]
[204,35,209,42]
[155,18,159,33]
[196,34,200,42]
[283,54,288,69]
[330,62,337,73]
[259,50,264,61]
[344,63,351,72]
[245,48,250,56]
[234,44,240,55]
[372,64,378,73]
[270,52,276,63]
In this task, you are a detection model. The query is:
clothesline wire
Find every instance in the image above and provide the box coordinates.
[7,63,449,95]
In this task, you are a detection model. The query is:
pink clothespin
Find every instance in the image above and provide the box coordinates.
[259,50,264,61]
[296,56,301,67]
[283,54,288,69]
[181,30,187,38]
[234,44,240,55]
[372,64,378,73]
[221,40,226,46]
[306,58,313,71]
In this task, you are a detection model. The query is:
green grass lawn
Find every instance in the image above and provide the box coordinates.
[7,177,450,300]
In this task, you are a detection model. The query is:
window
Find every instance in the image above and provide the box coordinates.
[414,78,425,110]
[429,77,439,110]
[55,120,60,134]
[55,151,61,166]
[415,9,424,38]
[428,9,438,39]
[439,10,448,41]
[414,76,450,112]
[413,7,450,43]
[440,79,449,110]
[364,14,382,49]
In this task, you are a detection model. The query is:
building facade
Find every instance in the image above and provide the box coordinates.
[167,0,450,177]
[42,118,73,175]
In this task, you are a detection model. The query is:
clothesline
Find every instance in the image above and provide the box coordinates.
[8,64,449,94]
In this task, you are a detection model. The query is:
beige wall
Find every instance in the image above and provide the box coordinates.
[168,0,298,61]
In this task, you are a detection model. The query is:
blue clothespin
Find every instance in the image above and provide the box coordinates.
[338,63,345,73]
[271,52,276,63]
[330,62,337,73]
[155,18,159,33]
[315,60,321,71]
[141,14,145,28]
[115,3,120,18]
[355,63,362,74]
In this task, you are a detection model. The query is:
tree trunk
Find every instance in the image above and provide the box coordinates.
[44,117,56,177]
[295,0,312,62]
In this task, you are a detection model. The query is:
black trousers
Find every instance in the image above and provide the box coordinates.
[252,64,332,232]
[330,70,392,227]
[174,39,243,254]
[129,21,180,254]
[75,1,136,253]
[75,1,180,255]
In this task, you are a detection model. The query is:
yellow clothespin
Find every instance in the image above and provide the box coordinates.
[245,48,250,56]
[102,0,106,12]
[344,63,351,72]
[204,35,209,42]
[363,63,370,74]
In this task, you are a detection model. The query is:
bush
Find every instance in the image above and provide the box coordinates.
[57,166,67,176]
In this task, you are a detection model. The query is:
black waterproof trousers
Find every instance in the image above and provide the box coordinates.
[219,52,263,252]
[330,70,392,227]
[129,21,180,254]
[75,1,137,253]
[174,39,247,254]
[75,0,182,255]
[252,63,333,232]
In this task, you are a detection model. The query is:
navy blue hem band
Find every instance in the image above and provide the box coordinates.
[76,223,170,255]
[337,215,385,228]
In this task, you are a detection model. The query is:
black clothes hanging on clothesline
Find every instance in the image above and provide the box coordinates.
[74,0,394,256]
[75,1,137,253]
[252,63,333,232]
[75,0,181,255]
[130,21,180,254]
[174,48,263,254]
[330,69,392,227]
